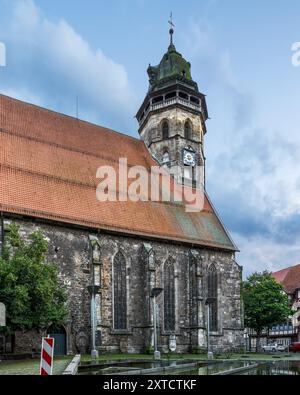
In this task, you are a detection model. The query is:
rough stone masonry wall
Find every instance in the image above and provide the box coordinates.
[3,218,92,355]
[140,107,205,169]
[3,216,244,355]
[98,236,244,354]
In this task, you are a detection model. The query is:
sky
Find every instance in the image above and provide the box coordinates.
[0,0,300,277]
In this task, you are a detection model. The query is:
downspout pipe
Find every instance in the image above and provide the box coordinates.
[0,212,4,258]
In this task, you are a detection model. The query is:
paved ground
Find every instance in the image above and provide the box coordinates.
[0,356,72,375]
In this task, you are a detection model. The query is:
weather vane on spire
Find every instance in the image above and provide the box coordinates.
[168,12,175,46]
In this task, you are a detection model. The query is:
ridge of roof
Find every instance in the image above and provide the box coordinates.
[0,93,141,143]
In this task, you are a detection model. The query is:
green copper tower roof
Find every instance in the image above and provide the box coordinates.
[147,24,197,92]
[136,18,208,125]
[148,44,193,83]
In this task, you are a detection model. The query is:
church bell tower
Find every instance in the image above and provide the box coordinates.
[136,19,209,187]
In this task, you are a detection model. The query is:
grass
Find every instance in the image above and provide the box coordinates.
[81,352,300,363]
[0,356,72,375]
[81,353,151,362]
[1,352,299,374]
[227,353,300,361]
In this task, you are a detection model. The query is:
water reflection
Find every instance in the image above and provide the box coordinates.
[239,361,300,376]
[79,360,300,376]
[170,361,300,376]
[79,359,195,375]
[198,362,250,375]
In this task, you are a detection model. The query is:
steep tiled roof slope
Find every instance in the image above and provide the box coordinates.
[0,94,236,250]
[273,264,300,294]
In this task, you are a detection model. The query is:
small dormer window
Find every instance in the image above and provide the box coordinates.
[162,121,169,139]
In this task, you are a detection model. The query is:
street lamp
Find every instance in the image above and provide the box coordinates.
[205,297,216,360]
[88,236,102,359]
[151,288,163,360]
[87,284,101,359]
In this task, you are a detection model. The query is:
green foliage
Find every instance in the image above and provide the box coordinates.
[145,345,154,355]
[191,346,206,355]
[232,347,246,354]
[242,271,292,335]
[0,223,68,333]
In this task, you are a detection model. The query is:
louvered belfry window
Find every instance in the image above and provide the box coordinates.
[162,121,169,139]
[208,264,218,332]
[164,257,175,332]
[184,120,192,140]
[113,251,127,330]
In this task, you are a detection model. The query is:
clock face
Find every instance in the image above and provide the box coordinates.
[183,149,196,167]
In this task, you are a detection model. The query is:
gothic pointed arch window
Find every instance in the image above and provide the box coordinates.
[164,257,175,332]
[189,252,198,327]
[162,120,169,139]
[184,120,192,140]
[207,264,218,332]
[113,251,127,330]
[140,244,155,325]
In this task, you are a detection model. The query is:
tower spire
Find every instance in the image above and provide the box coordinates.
[168,12,175,47]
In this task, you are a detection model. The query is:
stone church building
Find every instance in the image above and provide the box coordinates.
[0,29,243,354]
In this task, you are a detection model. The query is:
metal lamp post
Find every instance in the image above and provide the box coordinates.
[87,284,100,359]
[205,297,216,360]
[151,288,163,360]
[88,236,102,359]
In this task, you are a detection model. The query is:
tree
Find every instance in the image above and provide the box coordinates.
[242,271,292,352]
[0,223,68,339]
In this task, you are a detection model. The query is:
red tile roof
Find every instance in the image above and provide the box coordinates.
[273,264,300,294]
[0,94,236,250]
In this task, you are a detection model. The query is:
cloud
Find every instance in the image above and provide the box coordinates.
[0,1,299,277]
[210,127,300,234]
[184,17,300,276]
[0,0,137,133]
[235,233,300,278]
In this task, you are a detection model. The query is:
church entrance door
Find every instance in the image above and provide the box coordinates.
[48,325,67,356]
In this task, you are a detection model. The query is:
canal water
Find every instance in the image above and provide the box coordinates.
[236,361,300,375]
[171,360,300,375]
[79,360,300,376]
[79,359,195,375]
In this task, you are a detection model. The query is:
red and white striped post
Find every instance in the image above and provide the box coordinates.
[40,337,55,376]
